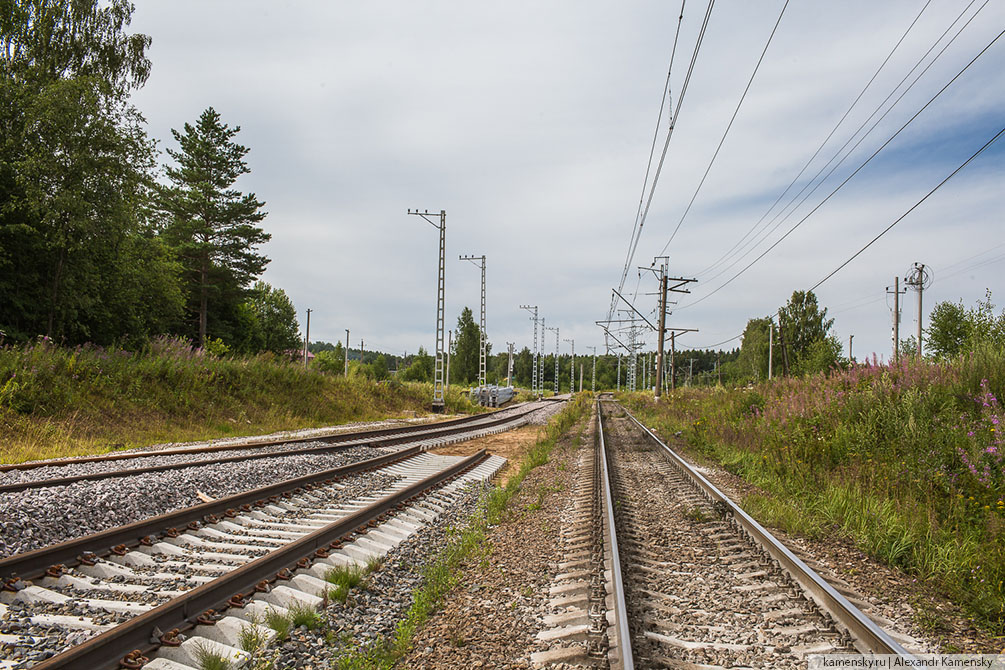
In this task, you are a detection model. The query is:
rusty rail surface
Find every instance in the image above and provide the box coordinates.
[29,450,489,670]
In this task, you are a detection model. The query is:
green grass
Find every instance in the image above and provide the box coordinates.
[330,393,592,669]
[193,642,232,670]
[0,336,482,463]
[325,564,368,603]
[237,621,269,653]
[622,354,1005,637]
[287,601,321,630]
[263,608,291,641]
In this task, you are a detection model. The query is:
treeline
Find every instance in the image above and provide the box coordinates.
[0,2,300,355]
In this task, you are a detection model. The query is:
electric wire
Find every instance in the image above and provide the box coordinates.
[619,0,715,307]
[659,0,790,254]
[696,0,983,281]
[691,122,1003,351]
[679,24,1005,310]
[809,124,1005,291]
[609,2,687,323]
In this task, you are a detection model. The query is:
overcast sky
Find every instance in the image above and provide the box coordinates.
[128,1,1005,361]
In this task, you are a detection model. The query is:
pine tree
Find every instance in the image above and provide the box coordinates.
[158,107,269,347]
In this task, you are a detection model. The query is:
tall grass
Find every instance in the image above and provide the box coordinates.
[0,336,479,463]
[623,355,1005,636]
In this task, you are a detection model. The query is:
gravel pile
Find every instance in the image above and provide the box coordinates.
[0,445,388,559]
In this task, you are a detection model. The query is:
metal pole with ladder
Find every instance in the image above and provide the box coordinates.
[519,305,539,396]
[408,209,447,412]
[460,255,487,388]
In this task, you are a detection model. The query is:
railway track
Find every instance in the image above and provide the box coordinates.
[0,401,567,669]
[536,398,917,668]
[1,448,507,670]
[0,402,543,494]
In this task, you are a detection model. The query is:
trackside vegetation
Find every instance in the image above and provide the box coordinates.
[0,336,483,464]
[622,348,1005,639]
[330,394,592,669]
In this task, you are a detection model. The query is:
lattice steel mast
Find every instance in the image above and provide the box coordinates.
[408,209,446,412]
[460,255,487,388]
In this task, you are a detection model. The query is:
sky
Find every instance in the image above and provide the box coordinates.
[127,1,1005,362]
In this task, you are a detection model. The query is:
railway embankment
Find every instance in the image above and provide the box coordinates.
[0,337,481,465]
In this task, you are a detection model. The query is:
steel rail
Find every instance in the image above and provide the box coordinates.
[619,404,914,657]
[0,446,421,582]
[0,405,512,472]
[596,400,635,670]
[0,404,539,494]
[30,449,490,670]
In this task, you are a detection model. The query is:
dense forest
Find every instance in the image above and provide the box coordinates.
[0,1,299,355]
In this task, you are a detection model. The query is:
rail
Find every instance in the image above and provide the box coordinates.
[30,450,490,670]
[597,399,635,669]
[619,405,914,657]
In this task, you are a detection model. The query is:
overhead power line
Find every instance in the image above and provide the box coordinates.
[680,24,1005,310]
[659,0,790,254]
[612,0,716,315]
[696,0,986,283]
[809,124,1005,292]
[609,2,688,324]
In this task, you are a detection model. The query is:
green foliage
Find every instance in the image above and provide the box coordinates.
[240,281,300,354]
[0,337,463,463]
[452,307,481,384]
[157,107,269,347]
[204,337,230,357]
[735,317,771,382]
[778,290,834,359]
[400,347,433,383]
[192,642,232,670]
[263,608,291,641]
[314,349,345,376]
[625,355,1005,635]
[927,291,1005,360]
[325,564,367,603]
[0,1,188,346]
[370,354,389,381]
[287,601,321,630]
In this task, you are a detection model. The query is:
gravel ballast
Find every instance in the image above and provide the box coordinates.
[0,445,389,558]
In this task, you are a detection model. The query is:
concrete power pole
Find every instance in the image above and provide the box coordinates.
[768,320,773,380]
[617,354,621,392]
[904,262,929,359]
[520,305,539,396]
[408,208,447,412]
[887,276,905,363]
[564,338,574,395]
[849,334,854,363]
[344,328,350,377]
[460,254,487,388]
[506,342,514,387]
[303,308,312,368]
[586,345,597,392]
